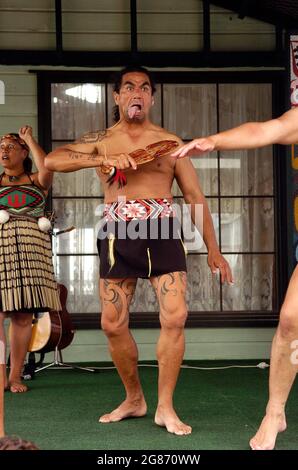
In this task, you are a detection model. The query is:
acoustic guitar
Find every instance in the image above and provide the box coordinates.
[28,283,74,354]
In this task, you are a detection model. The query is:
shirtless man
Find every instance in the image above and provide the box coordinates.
[172,107,298,447]
[45,66,232,436]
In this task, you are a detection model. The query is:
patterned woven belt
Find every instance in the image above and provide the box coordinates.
[104,198,175,222]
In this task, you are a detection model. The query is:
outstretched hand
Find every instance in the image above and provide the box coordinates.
[207,250,234,285]
[171,137,216,159]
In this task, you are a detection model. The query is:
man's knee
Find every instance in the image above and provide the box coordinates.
[101,307,128,337]
[279,304,298,337]
[160,308,188,330]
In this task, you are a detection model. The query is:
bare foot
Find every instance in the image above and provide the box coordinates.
[99,397,147,423]
[9,381,28,393]
[155,405,192,436]
[249,412,287,450]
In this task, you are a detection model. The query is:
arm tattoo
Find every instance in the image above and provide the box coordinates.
[75,130,107,144]
[68,151,102,163]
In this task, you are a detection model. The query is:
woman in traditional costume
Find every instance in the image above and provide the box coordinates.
[0,126,60,393]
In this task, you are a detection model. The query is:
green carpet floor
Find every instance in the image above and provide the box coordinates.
[4,361,298,450]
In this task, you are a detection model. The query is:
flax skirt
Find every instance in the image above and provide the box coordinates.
[0,219,61,313]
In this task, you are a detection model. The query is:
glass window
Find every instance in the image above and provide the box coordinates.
[50,77,275,323]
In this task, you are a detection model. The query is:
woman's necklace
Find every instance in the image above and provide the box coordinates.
[5,171,26,182]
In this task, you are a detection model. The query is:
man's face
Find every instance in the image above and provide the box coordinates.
[114,72,154,123]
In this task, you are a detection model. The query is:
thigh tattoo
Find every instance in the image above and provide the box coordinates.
[101,279,136,322]
[152,272,187,312]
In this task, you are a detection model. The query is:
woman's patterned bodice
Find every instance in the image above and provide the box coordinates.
[0,184,46,218]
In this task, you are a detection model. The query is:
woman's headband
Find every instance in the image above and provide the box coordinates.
[0,133,29,152]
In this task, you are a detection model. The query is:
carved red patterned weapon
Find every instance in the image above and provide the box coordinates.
[101,139,179,187]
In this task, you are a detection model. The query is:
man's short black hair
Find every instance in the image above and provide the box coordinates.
[112,65,156,95]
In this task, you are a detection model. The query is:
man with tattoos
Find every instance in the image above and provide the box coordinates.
[45,66,233,436]
[172,106,298,448]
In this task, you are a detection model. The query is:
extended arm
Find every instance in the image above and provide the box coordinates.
[45,131,106,172]
[45,130,137,173]
[19,126,53,190]
[172,108,298,158]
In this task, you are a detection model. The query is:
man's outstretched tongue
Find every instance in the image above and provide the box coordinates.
[128,105,141,119]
